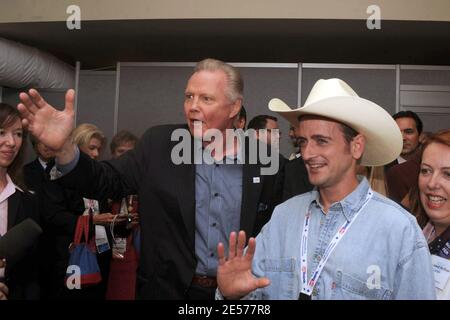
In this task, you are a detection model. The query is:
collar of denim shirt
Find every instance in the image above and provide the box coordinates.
[309,176,371,222]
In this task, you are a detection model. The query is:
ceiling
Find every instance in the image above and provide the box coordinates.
[0,19,449,69]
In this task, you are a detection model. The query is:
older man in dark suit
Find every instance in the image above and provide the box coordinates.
[17,58,285,300]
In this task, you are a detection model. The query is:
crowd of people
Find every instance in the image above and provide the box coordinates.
[0,58,448,300]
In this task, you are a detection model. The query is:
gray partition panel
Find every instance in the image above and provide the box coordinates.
[238,67,298,158]
[400,69,450,133]
[77,71,117,160]
[117,65,193,138]
[401,70,450,86]
[415,112,450,133]
[302,68,397,115]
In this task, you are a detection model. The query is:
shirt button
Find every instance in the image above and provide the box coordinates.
[212,222,217,227]
[214,193,219,197]
[210,252,214,257]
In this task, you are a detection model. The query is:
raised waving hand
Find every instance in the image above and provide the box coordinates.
[18,89,75,152]
[217,231,270,299]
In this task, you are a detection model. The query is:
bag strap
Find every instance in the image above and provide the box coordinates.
[82,215,90,243]
[73,215,85,245]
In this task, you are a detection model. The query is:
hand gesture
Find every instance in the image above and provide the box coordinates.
[18,89,75,152]
[217,231,270,299]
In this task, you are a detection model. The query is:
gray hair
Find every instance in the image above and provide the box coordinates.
[194,58,243,103]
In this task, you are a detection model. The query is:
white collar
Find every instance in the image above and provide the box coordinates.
[0,174,20,203]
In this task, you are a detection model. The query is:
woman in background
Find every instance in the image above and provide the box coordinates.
[410,129,450,299]
[67,123,124,299]
[72,123,104,161]
[357,165,388,197]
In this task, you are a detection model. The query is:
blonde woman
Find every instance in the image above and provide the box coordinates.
[71,124,125,225]
[357,165,388,197]
[72,123,105,160]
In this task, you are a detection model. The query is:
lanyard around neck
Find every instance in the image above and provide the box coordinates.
[300,188,373,296]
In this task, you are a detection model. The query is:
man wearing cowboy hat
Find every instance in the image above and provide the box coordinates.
[216,78,436,300]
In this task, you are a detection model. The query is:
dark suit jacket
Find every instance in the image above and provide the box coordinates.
[282,156,313,201]
[384,159,399,173]
[386,152,421,203]
[24,158,87,298]
[58,124,285,299]
[4,189,40,300]
[23,159,45,194]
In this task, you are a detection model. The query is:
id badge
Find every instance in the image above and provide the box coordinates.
[112,238,127,259]
[95,225,110,254]
[432,254,450,290]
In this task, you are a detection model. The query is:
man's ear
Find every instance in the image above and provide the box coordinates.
[351,134,366,160]
[229,99,242,119]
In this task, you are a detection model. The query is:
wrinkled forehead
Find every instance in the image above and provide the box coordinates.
[297,115,358,143]
[187,69,228,89]
[422,141,450,161]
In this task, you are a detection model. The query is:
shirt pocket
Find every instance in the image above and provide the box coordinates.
[262,258,299,300]
[332,270,392,300]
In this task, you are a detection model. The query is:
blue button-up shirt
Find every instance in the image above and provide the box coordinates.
[195,154,243,277]
[240,177,436,300]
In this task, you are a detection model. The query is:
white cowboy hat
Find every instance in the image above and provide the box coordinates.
[268,78,402,166]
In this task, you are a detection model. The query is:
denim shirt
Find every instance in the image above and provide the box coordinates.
[195,161,243,276]
[244,178,436,300]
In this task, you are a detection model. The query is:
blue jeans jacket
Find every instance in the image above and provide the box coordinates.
[231,178,436,300]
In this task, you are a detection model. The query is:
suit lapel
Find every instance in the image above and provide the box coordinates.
[240,137,263,237]
[174,137,196,248]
